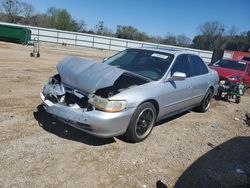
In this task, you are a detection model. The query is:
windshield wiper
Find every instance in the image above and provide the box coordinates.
[124,71,152,82]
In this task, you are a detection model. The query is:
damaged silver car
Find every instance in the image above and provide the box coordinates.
[40,48,219,142]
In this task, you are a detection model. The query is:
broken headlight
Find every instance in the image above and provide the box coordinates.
[88,95,127,112]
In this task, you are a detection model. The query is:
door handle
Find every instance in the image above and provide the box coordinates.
[188,85,192,89]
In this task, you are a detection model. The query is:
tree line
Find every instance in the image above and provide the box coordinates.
[0,0,249,52]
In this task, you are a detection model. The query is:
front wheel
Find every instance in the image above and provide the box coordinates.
[125,102,156,143]
[195,89,213,112]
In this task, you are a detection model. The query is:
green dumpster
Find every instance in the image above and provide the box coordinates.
[0,24,31,44]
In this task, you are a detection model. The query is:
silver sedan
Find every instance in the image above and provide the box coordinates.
[40,48,219,142]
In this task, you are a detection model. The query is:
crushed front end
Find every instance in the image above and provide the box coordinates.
[40,74,136,137]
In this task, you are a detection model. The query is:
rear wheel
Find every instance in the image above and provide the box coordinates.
[195,89,213,112]
[125,102,156,143]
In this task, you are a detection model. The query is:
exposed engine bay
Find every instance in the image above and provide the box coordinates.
[42,72,149,111]
[95,73,148,98]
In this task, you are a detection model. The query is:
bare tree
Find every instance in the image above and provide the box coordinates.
[176,34,191,47]
[95,21,105,35]
[149,36,162,44]
[21,2,35,24]
[198,21,225,36]
[161,34,177,46]
[227,26,238,36]
[94,21,113,36]
[0,2,3,12]
[29,13,51,28]
[1,0,23,23]
[72,19,87,32]
[22,2,34,18]
[192,21,226,50]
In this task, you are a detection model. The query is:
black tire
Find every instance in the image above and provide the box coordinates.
[195,89,213,112]
[215,90,222,100]
[224,95,229,101]
[125,102,156,143]
[235,96,241,104]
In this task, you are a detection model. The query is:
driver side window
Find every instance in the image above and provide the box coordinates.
[171,55,191,77]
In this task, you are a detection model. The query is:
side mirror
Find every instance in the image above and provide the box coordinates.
[167,72,186,81]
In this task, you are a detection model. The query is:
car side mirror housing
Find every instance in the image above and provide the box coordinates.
[167,72,186,81]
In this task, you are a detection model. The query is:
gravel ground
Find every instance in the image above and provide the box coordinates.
[0,42,249,188]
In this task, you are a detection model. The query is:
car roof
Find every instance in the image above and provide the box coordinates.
[133,47,198,56]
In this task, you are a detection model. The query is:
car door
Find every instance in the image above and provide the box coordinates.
[158,54,193,117]
[188,54,210,105]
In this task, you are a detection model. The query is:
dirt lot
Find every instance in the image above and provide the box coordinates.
[0,42,249,188]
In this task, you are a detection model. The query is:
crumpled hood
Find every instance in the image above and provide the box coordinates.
[57,56,126,94]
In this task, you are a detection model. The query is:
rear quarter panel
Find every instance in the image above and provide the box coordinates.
[209,69,219,95]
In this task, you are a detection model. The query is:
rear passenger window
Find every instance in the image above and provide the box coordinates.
[171,55,191,77]
[189,55,208,76]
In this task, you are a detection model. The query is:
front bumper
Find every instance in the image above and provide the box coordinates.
[40,92,135,138]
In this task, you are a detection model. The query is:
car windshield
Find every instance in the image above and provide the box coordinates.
[212,59,247,71]
[103,49,174,80]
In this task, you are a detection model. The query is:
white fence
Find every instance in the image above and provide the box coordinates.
[0,22,213,63]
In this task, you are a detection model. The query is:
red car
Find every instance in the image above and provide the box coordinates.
[209,58,250,88]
